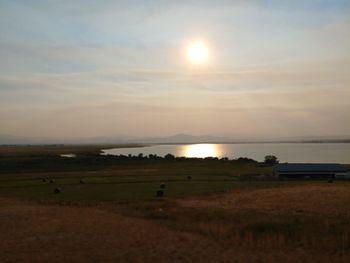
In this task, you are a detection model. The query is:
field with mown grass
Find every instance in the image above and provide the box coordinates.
[0,145,349,262]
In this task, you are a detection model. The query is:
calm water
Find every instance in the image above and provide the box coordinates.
[60,154,76,158]
[102,143,350,163]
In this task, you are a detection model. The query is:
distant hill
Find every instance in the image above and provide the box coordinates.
[135,133,229,144]
[0,135,45,145]
[0,134,229,145]
[0,134,132,145]
[1,134,349,145]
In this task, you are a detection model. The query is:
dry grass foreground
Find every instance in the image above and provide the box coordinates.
[177,184,350,216]
[0,198,223,263]
[1,183,350,262]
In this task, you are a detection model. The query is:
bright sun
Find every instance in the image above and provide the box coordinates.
[186,41,209,65]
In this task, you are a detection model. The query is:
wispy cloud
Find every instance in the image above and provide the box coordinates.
[0,1,349,138]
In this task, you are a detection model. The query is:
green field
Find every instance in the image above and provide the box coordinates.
[0,146,348,202]
[0,174,299,202]
[0,157,276,202]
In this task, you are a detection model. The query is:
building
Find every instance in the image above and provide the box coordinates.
[273,163,347,178]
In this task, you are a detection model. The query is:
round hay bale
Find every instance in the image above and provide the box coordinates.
[156,189,164,197]
[54,188,61,194]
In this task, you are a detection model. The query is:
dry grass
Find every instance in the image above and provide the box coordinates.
[0,198,225,263]
[177,183,350,216]
[123,183,350,262]
[1,183,349,262]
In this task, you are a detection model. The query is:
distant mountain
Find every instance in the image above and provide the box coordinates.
[0,134,46,145]
[281,135,350,142]
[0,134,133,145]
[135,133,230,144]
[0,133,229,145]
[1,134,350,145]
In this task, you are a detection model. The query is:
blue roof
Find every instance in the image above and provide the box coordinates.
[273,163,346,173]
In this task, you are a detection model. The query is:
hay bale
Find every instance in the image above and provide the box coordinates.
[54,188,61,194]
[156,189,164,197]
[160,183,165,189]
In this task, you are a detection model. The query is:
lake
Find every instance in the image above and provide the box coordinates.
[102,143,350,163]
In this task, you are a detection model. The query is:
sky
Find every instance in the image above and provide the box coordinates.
[0,0,349,139]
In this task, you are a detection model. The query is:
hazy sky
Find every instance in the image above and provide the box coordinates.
[1,0,349,139]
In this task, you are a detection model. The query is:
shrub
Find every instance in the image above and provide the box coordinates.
[264,155,279,165]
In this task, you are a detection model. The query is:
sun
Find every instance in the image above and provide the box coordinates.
[186,41,209,65]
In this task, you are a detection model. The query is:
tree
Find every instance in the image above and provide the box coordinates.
[164,153,175,159]
[264,155,279,165]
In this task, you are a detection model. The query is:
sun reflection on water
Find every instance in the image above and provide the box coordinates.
[182,144,219,158]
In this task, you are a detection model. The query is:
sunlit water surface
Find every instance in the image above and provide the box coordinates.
[102,143,350,163]
[60,154,76,158]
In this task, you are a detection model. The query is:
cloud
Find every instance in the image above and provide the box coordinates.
[0,1,349,138]
[1,98,349,138]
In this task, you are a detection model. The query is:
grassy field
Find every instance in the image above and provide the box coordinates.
[0,145,350,262]
[0,145,272,201]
